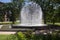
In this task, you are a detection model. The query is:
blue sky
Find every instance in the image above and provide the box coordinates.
[0,0,11,3]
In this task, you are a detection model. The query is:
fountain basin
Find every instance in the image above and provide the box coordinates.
[12,24,47,28]
[13,24,47,26]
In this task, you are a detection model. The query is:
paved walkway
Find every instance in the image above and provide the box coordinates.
[0,31,16,35]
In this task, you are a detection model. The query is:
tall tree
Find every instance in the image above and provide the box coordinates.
[9,0,25,23]
[30,0,60,24]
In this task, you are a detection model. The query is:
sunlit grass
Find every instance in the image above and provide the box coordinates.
[47,22,60,26]
[55,23,60,25]
[0,21,60,26]
[0,34,18,40]
[0,21,20,24]
[0,35,9,40]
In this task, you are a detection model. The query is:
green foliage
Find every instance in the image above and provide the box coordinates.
[0,31,60,40]
[16,31,60,40]
[30,0,60,24]
[24,30,33,40]
[16,30,34,40]
[51,31,60,40]
[0,0,60,24]
[17,32,27,40]
[0,0,24,22]
[7,34,18,40]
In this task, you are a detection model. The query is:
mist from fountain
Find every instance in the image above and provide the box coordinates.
[19,1,46,26]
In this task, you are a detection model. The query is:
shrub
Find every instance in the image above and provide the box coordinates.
[24,30,33,40]
[17,32,27,40]
[7,34,18,40]
[51,31,60,40]
[16,31,60,40]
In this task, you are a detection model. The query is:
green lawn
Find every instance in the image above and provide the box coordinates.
[0,21,60,26]
[0,22,20,24]
[47,22,60,26]
[0,35,9,40]
[0,34,18,40]
[55,23,60,25]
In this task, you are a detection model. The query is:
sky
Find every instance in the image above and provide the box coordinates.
[0,0,11,3]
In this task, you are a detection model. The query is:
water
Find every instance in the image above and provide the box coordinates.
[20,2,44,26]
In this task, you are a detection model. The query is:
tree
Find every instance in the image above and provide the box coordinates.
[8,0,25,23]
[30,0,60,24]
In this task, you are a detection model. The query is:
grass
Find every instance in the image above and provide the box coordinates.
[0,22,12,24]
[0,22,60,25]
[0,34,18,40]
[0,20,60,26]
[0,35,9,40]
[0,22,20,25]
[55,23,60,25]
[47,22,60,26]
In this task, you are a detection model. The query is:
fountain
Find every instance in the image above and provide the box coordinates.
[12,1,47,28]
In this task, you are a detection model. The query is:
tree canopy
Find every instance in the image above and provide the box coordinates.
[0,0,60,24]
[30,0,60,24]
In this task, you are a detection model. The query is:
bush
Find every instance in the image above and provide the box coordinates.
[17,32,27,40]
[51,31,60,40]
[7,34,18,40]
[16,30,34,40]
[24,30,33,40]
[15,31,60,40]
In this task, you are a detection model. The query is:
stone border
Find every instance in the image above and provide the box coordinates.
[0,25,3,29]
[0,31,16,35]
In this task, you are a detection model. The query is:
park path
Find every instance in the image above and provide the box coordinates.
[0,31,16,35]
